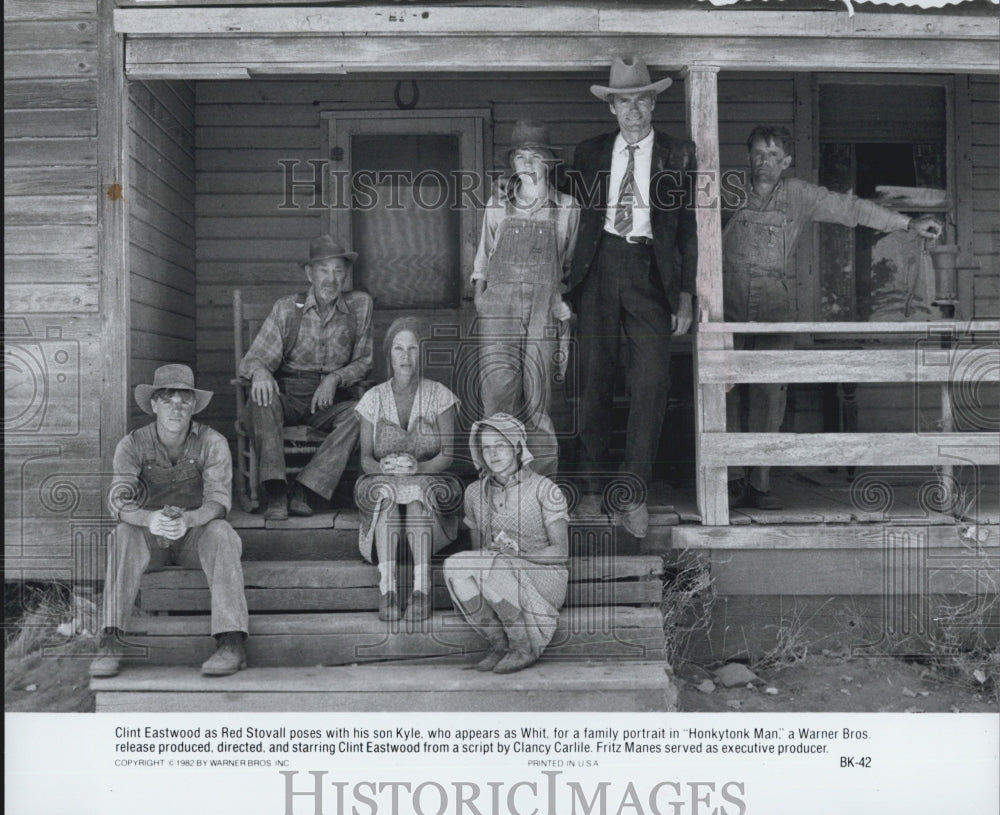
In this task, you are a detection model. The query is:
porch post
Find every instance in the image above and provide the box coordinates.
[684,65,729,525]
[98,0,129,470]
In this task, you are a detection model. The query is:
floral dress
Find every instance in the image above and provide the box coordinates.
[353,378,461,562]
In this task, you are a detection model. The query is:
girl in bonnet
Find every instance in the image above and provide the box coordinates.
[443,413,570,673]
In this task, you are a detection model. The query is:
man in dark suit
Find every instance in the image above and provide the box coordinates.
[567,56,697,537]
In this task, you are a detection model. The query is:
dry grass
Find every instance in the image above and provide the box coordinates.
[925,584,1000,707]
[661,551,716,669]
[749,606,814,673]
[4,584,98,712]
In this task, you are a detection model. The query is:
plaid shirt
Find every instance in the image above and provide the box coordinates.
[238,288,373,386]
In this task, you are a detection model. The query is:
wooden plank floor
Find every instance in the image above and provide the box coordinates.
[225,472,990,534]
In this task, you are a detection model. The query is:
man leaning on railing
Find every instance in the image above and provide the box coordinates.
[723,125,942,511]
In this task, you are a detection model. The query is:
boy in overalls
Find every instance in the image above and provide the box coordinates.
[473,121,580,475]
[90,364,249,677]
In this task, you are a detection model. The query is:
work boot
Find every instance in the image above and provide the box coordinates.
[475,636,509,672]
[744,485,783,511]
[379,591,401,622]
[263,480,288,521]
[201,631,247,676]
[619,502,649,538]
[288,481,314,517]
[608,498,648,538]
[490,599,540,674]
[89,628,125,678]
[493,648,539,674]
[455,594,506,670]
[403,590,431,622]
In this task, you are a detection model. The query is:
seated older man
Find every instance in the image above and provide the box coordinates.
[90,364,249,678]
[239,235,373,520]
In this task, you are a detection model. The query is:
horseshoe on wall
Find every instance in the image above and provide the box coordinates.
[394,80,420,110]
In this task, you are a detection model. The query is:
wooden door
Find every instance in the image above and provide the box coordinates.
[324,111,490,393]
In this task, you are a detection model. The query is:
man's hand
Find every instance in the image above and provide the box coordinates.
[672,292,694,335]
[250,368,279,407]
[310,373,340,413]
[551,299,572,322]
[908,216,943,240]
[148,507,186,543]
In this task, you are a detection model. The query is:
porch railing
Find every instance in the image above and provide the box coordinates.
[693,319,1000,525]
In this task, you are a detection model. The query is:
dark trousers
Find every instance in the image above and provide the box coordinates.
[576,234,673,486]
[241,374,360,500]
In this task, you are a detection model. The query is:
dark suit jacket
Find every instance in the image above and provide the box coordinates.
[566,129,698,313]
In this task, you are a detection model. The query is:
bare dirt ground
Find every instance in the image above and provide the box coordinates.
[5,635,97,713]
[676,650,998,713]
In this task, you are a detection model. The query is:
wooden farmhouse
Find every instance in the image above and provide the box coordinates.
[4,0,999,710]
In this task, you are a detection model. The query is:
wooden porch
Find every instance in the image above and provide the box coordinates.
[7,0,996,710]
[91,472,999,711]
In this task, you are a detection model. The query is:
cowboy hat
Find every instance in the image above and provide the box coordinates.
[134,364,213,415]
[300,235,358,268]
[507,120,559,163]
[590,56,672,102]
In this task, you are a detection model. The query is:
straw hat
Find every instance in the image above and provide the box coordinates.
[134,364,212,415]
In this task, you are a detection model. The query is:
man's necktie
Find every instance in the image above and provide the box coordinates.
[614,144,638,237]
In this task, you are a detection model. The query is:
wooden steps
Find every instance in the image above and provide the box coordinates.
[137,556,666,613]
[92,662,677,712]
[94,548,676,711]
[114,606,666,667]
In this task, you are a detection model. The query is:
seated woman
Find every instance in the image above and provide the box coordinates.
[354,316,460,622]
[443,413,570,674]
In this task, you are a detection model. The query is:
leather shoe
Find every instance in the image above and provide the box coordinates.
[403,590,431,622]
[263,481,288,520]
[379,591,401,622]
[288,483,313,517]
[615,502,649,538]
[89,630,124,678]
[744,486,783,510]
[201,631,247,676]
[493,648,539,674]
